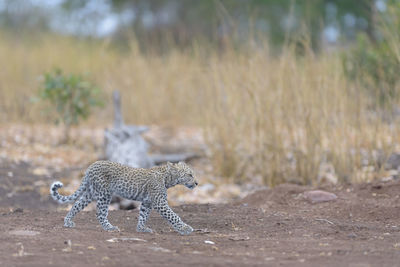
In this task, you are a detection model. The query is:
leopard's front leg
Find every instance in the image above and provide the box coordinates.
[153,199,193,235]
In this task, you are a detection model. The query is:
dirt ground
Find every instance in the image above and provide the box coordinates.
[1,160,400,267]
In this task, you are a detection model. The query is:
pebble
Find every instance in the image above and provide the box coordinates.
[304,190,337,203]
[106,237,146,243]
[148,246,171,253]
[347,232,357,238]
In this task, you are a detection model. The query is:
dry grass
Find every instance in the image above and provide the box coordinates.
[1,32,399,186]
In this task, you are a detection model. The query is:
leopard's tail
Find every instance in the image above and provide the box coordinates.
[50,177,88,204]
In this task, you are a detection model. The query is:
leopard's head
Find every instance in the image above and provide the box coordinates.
[167,161,198,189]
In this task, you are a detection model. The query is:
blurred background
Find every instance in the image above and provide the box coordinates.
[1,0,400,206]
[0,0,390,49]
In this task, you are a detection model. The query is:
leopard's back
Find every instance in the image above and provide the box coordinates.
[86,161,166,201]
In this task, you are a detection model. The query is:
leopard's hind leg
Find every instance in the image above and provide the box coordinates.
[64,192,92,228]
[136,202,153,233]
[96,193,119,232]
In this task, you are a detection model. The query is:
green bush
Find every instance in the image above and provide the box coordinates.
[38,68,104,142]
[343,34,399,107]
[343,2,400,109]
[343,1,400,109]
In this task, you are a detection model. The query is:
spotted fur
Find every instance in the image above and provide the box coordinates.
[50,161,198,235]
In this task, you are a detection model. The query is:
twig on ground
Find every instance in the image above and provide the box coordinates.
[315,218,335,225]
[194,228,211,234]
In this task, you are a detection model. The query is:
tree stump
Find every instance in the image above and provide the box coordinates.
[104,91,154,168]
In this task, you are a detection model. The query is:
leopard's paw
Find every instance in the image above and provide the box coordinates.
[64,220,76,228]
[177,223,193,235]
[137,226,153,233]
[104,225,120,232]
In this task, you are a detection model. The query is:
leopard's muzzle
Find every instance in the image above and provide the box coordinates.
[185,181,198,190]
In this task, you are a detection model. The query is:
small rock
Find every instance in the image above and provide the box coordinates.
[204,240,215,245]
[228,235,250,241]
[304,190,337,203]
[148,246,171,253]
[106,237,146,243]
[347,232,357,238]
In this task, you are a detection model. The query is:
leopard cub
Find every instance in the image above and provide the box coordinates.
[50,161,198,235]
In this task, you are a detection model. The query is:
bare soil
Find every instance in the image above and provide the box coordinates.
[1,160,400,267]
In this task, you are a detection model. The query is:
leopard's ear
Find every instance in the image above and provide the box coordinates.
[167,162,174,167]
[178,161,184,166]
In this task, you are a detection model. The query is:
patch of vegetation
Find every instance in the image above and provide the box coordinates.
[37,68,104,142]
[343,2,400,108]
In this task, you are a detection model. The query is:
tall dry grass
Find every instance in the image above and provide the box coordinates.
[1,32,399,186]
